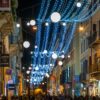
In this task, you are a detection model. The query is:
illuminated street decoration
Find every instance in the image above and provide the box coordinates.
[23,41,30,48]
[29,0,100,85]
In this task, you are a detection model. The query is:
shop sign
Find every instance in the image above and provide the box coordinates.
[0,0,10,11]
[7,84,16,90]
[0,54,9,67]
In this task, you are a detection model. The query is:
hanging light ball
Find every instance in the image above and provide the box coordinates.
[30,20,36,26]
[58,61,63,66]
[27,79,29,82]
[61,55,65,59]
[45,73,50,78]
[50,12,61,23]
[52,53,58,59]
[23,41,30,48]
[26,70,30,74]
[27,22,30,26]
[35,66,39,71]
[68,54,70,58]
[45,22,49,26]
[43,50,48,54]
[62,22,66,26]
[76,2,82,7]
[34,45,38,49]
[16,23,20,28]
[29,67,32,70]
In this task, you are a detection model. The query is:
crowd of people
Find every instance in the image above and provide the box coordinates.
[1,94,100,100]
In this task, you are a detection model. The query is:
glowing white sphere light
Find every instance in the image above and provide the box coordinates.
[58,61,63,66]
[30,20,36,26]
[76,2,82,7]
[45,22,49,26]
[16,23,20,28]
[27,22,30,26]
[62,22,66,26]
[23,41,30,48]
[34,45,38,49]
[52,53,58,59]
[35,66,39,71]
[61,55,65,59]
[50,12,61,23]
[43,50,48,54]
[26,70,30,74]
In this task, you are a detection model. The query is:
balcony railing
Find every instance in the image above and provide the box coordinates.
[88,31,100,46]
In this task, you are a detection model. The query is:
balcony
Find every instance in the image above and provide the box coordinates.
[88,31,100,47]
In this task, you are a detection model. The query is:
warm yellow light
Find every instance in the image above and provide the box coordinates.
[79,26,84,31]
[32,26,37,31]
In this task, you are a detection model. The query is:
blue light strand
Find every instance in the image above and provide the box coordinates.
[63,22,77,54]
[49,23,59,51]
[56,25,67,52]
[78,6,100,22]
[61,0,74,18]
[42,0,51,20]
[38,0,46,19]
[78,1,99,20]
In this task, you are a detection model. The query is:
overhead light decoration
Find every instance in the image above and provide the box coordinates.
[26,70,30,74]
[62,22,66,26]
[45,73,49,78]
[27,22,30,26]
[34,45,38,49]
[52,53,58,59]
[30,20,36,26]
[68,55,70,58]
[27,79,29,82]
[16,23,20,28]
[30,51,33,54]
[50,12,61,23]
[29,67,32,70]
[35,66,39,71]
[45,22,49,26]
[23,41,30,48]
[43,50,48,54]
[76,2,82,7]
[61,55,65,59]
[58,61,63,66]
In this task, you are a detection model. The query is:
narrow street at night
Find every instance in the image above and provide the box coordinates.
[0,0,100,100]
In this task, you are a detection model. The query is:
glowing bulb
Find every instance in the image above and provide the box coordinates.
[26,70,30,74]
[30,20,36,26]
[35,45,38,49]
[16,23,20,28]
[29,67,32,70]
[27,79,29,82]
[50,64,53,67]
[32,26,37,31]
[79,26,84,31]
[52,53,58,59]
[30,51,33,54]
[58,61,63,66]
[76,2,82,7]
[35,66,39,71]
[45,22,49,26]
[43,50,48,54]
[22,67,25,70]
[50,12,61,23]
[62,22,66,26]
[23,41,30,48]
[61,55,65,59]
[27,22,30,26]
[46,73,50,78]
[68,55,70,58]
